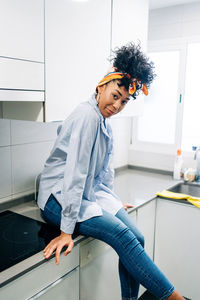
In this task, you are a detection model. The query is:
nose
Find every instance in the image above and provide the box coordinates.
[113,100,121,112]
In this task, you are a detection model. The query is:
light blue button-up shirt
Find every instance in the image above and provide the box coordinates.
[37,93,123,234]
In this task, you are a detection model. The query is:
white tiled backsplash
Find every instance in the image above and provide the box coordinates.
[0,119,61,203]
[0,116,131,205]
[0,146,11,199]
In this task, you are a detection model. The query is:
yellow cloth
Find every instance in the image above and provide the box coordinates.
[156,190,200,208]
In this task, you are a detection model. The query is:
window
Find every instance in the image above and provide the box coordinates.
[137,51,180,144]
[181,43,200,151]
[131,40,200,170]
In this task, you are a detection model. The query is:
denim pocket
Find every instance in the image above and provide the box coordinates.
[42,194,62,227]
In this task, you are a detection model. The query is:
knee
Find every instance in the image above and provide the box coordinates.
[119,226,145,248]
[122,225,145,248]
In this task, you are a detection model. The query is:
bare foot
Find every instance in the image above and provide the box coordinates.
[167,290,185,300]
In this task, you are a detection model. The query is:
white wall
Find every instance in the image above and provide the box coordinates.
[148,2,200,41]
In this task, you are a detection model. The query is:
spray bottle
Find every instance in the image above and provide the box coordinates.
[173,149,183,180]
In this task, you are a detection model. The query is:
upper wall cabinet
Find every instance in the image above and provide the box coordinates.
[0,0,44,62]
[112,0,149,117]
[44,0,149,121]
[0,57,44,90]
[45,0,111,121]
[0,0,44,102]
[0,57,44,102]
[112,0,149,50]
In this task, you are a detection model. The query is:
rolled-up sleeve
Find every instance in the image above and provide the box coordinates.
[60,114,98,234]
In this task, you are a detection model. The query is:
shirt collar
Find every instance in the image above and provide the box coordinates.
[88,93,110,137]
[89,93,107,124]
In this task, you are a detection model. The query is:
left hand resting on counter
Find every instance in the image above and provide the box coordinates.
[123,203,134,210]
[43,231,74,265]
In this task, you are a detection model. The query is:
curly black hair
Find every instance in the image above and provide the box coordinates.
[109,42,156,99]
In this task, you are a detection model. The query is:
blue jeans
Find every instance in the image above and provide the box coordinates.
[41,194,175,300]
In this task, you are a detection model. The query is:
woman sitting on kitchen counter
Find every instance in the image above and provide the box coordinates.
[37,43,184,300]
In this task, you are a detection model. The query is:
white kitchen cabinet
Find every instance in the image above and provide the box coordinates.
[45,0,111,121]
[154,199,200,300]
[129,209,137,222]
[80,239,121,300]
[129,200,156,259]
[112,0,149,49]
[45,0,149,121]
[0,0,44,62]
[0,0,44,102]
[79,203,156,300]
[131,200,156,298]
[112,0,149,117]
[0,245,79,300]
[29,267,79,300]
[137,200,156,259]
[0,57,44,101]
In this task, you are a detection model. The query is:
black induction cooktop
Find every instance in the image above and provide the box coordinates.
[0,210,61,272]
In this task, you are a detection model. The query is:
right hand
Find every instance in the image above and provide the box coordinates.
[43,231,74,265]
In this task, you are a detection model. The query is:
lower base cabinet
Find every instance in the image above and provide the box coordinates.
[79,202,156,300]
[135,200,156,298]
[155,199,200,300]
[137,200,156,260]
[80,239,121,300]
[1,245,79,300]
[29,267,79,300]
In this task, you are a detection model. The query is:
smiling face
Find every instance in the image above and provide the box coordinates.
[96,80,130,118]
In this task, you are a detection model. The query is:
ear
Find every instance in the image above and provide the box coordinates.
[97,84,106,95]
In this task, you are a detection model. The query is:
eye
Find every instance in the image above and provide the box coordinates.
[122,100,128,105]
[113,94,118,100]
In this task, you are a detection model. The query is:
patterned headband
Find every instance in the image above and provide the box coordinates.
[96,68,148,96]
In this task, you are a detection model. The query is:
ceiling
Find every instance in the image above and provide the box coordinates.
[149,0,200,10]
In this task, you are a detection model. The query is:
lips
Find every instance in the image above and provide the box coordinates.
[107,108,114,115]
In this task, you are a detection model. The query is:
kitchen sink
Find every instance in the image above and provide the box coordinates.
[155,182,200,205]
[168,182,200,197]
[157,182,200,206]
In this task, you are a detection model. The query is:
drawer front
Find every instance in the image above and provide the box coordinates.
[0,90,44,102]
[29,267,79,300]
[1,245,79,300]
[0,57,44,91]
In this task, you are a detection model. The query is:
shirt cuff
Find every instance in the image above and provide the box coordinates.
[60,217,77,234]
